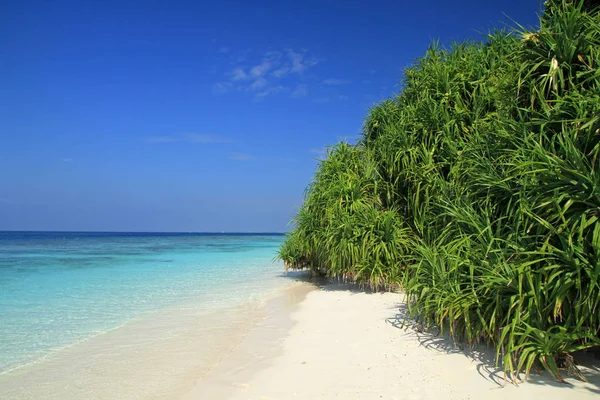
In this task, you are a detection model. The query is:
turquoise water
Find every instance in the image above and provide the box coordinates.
[0,232,287,374]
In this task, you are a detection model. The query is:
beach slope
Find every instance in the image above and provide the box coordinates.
[187,283,600,399]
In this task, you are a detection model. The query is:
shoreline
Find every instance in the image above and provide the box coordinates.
[0,275,316,400]
[187,281,600,399]
[182,279,317,399]
[3,278,598,399]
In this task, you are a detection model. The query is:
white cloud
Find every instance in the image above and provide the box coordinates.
[323,78,350,85]
[264,51,282,61]
[216,48,319,100]
[218,46,230,53]
[230,67,248,81]
[287,49,318,74]
[250,77,267,90]
[291,84,308,98]
[255,85,285,100]
[272,66,290,78]
[250,60,273,78]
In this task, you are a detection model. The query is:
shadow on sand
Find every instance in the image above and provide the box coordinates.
[385,302,600,394]
[281,272,389,294]
[279,271,363,292]
[277,274,600,393]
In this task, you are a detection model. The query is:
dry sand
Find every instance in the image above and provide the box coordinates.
[185,281,600,400]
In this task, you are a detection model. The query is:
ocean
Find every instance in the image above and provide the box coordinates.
[0,231,290,377]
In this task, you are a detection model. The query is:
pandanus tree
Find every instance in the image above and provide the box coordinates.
[280,1,600,382]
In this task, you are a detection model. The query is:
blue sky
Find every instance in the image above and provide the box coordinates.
[0,0,541,232]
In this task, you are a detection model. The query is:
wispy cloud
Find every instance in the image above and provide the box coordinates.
[218,46,230,54]
[287,49,318,73]
[184,134,232,143]
[255,85,286,100]
[250,59,273,78]
[272,66,290,78]
[291,84,308,98]
[215,48,319,100]
[249,77,267,91]
[232,48,253,63]
[323,78,350,85]
[230,57,276,82]
[229,152,254,161]
[145,136,178,143]
[264,51,283,60]
[230,67,248,81]
[212,82,233,94]
[249,60,273,78]
[145,134,232,144]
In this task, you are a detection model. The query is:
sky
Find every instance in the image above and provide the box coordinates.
[0,0,542,232]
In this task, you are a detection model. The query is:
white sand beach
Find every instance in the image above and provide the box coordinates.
[186,281,600,400]
[2,279,598,399]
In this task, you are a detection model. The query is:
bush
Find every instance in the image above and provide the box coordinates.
[280,1,600,382]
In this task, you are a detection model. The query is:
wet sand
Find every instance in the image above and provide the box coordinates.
[0,280,316,400]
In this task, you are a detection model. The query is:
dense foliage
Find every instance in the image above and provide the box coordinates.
[279,1,600,382]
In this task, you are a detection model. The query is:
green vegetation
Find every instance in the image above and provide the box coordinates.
[279,1,600,382]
